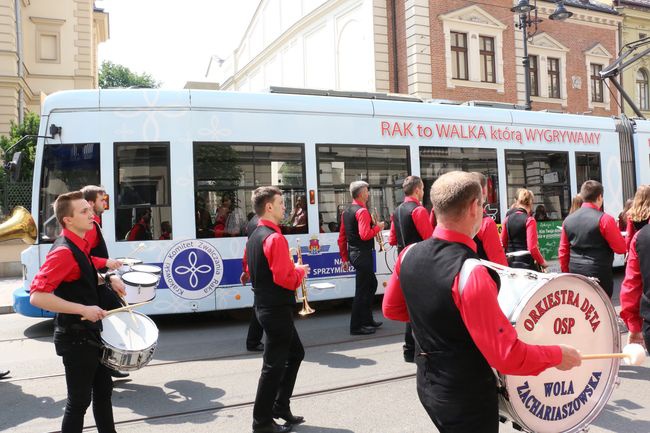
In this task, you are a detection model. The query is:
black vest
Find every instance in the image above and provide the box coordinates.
[505,209,534,268]
[635,225,650,323]
[89,220,109,272]
[52,236,101,331]
[245,215,260,237]
[342,204,374,251]
[400,238,500,389]
[563,206,614,272]
[393,200,423,253]
[247,225,295,307]
[632,219,649,234]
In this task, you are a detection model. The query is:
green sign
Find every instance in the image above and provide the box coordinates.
[537,220,562,260]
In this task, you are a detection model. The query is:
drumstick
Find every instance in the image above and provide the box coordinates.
[131,242,146,255]
[81,300,151,321]
[581,344,646,366]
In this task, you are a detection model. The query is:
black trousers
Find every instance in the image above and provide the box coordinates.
[54,331,115,433]
[416,366,498,433]
[349,249,377,331]
[642,321,650,350]
[247,309,264,348]
[569,263,614,298]
[253,305,304,429]
[404,322,415,353]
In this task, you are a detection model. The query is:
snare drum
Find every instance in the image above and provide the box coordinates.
[121,271,158,304]
[115,257,143,274]
[496,267,620,433]
[131,264,161,279]
[100,311,158,371]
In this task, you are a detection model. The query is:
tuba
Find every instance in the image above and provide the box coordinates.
[291,239,315,316]
[0,206,37,244]
[372,208,385,252]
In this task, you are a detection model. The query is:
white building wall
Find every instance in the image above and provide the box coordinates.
[219,0,377,93]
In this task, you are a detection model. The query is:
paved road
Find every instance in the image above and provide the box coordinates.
[1,271,650,432]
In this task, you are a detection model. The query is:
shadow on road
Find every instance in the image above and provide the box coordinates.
[22,317,53,339]
[592,399,650,433]
[0,380,65,430]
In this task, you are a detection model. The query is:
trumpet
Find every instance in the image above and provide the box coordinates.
[372,208,385,252]
[291,239,315,316]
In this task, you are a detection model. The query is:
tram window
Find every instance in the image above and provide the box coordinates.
[317,145,410,232]
[419,147,500,223]
[575,152,602,187]
[114,143,172,241]
[39,143,101,242]
[193,142,307,238]
[505,150,570,220]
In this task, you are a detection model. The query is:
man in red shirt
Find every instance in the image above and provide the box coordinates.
[388,175,432,362]
[471,172,508,266]
[382,171,581,433]
[558,180,626,298]
[30,191,125,433]
[246,186,310,433]
[338,181,385,335]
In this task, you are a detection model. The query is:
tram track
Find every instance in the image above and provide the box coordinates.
[39,372,416,433]
[4,330,403,383]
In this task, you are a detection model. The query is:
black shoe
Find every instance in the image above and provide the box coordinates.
[110,370,130,378]
[0,370,9,379]
[273,410,305,425]
[247,343,265,352]
[403,351,415,363]
[252,421,292,433]
[367,320,383,328]
[350,326,376,335]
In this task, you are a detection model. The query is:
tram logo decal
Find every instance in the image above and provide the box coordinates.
[163,240,224,300]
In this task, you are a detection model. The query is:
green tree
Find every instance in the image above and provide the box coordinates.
[0,111,40,183]
[98,60,160,89]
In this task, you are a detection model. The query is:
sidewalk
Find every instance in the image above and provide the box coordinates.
[0,276,21,314]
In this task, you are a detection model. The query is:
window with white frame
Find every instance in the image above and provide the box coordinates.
[526,33,568,106]
[638,69,649,111]
[548,58,560,99]
[440,5,506,93]
[590,64,603,103]
[585,44,612,110]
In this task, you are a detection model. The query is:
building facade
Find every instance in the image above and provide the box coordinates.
[0,0,108,136]
[217,0,622,116]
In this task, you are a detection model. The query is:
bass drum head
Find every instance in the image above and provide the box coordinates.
[101,311,159,352]
[501,274,620,433]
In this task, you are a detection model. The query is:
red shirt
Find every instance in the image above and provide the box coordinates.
[501,211,546,266]
[476,215,508,266]
[85,214,108,270]
[337,199,381,262]
[429,208,437,229]
[242,219,305,291]
[383,227,562,375]
[388,196,433,246]
[620,231,644,333]
[558,203,627,273]
[30,229,92,294]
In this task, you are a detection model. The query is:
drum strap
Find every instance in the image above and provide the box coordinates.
[458,259,481,296]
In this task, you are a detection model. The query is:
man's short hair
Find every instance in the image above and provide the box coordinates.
[580,180,603,203]
[252,186,282,216]
[80,185,105,203]
[430,171,481,219]
[349,181,369,199]
[54,191,84,228]
[470,172,487,189]
[402,176,423,196]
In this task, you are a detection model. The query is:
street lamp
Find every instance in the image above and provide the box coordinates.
[512,1,573,110]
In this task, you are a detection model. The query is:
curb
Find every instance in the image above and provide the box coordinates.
[0,305,14,315]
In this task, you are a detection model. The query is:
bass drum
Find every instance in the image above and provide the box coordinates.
[496,268,620,433]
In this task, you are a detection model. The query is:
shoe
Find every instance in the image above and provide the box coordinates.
[403,351,415,363]
[110,370,130,378]
[0,370,9,379]
[252,421,292,433]
[367,320,383,328]
[273,409,305,425]
[350,326,376,335]
[247,343,265,352]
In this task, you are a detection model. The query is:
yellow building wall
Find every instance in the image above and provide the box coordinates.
[618,7,650,118]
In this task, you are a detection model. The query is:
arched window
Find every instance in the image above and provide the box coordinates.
[637,69,649,111]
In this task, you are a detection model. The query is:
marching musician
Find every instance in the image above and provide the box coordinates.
[388,175,433,362]
[501,188,548,270]
[29,191,124,433]
[338,180,385,335]
[245,186,309,433]
[382,171,581,433]
[558,180,626,298]
[620,212,650,348]
[80,185,129,378]
[471,173,508,266]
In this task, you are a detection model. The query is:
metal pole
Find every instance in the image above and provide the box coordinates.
[520,13,532,111]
